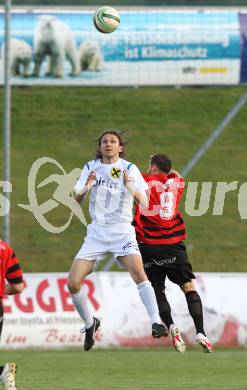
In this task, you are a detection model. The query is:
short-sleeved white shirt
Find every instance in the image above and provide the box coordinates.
[74,158,148,225]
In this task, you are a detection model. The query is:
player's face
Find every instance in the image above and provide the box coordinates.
[100,134,122,159]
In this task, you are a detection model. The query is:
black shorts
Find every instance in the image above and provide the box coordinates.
[139,242,195,288]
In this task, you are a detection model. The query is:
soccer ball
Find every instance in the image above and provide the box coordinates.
[93,6,120,34]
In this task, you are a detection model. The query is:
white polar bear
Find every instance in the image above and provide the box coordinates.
[33,15,80,78]
[1,39,32,77]
[79,41,104,72]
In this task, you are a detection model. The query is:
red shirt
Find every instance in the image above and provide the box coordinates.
[0,240,23,298]
[134,172,186,245]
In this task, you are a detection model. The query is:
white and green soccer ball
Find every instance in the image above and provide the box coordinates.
[93,6,120,34]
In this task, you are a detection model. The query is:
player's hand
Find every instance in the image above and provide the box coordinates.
[85,171,96,190]
[123,170,133,186]
[168,169,181,178]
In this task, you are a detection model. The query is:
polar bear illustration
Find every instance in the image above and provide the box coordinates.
[33,15,80,78]
[1,39,32,77]
[79,41,104,72]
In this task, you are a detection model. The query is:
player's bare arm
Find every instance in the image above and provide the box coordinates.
[74,171,96,204]
[123,170,148,209]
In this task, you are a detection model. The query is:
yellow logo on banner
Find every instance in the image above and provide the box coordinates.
[111,167,121,179]
[199,67,228,74]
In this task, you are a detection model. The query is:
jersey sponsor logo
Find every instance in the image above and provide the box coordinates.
[94,177,119,189]
[111,167,121,179]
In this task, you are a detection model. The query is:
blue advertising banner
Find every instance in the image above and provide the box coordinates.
[0,8,242,85]
[239,13,247,83]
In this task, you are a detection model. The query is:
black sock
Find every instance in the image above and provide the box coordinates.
[185,290,206,335]
[156,291,174,328]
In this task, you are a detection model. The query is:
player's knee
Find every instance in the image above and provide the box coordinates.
[181,281,195,294]
[185,290,201,303]
[67,280,80,294]
[10,282,25,294]
[130,268,148,284]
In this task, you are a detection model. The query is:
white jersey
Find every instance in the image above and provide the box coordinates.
[74,158,148,225]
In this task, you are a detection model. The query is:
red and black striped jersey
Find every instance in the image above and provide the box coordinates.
[134,172,186,245]
[0,240,23,298]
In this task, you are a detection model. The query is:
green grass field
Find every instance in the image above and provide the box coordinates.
[0,348,246,389]
[0,86,247,272]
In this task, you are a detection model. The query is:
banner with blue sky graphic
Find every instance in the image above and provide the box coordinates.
[239,13,247,83]
[0,8,243,85]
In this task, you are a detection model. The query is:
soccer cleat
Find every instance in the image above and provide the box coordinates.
[196,333,213,353]
[82,317,101,351]
[152,322,169,338]
[170,325,186,353]
[0,362,17,390]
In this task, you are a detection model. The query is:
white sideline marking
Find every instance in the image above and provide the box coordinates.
[181,90,247,178]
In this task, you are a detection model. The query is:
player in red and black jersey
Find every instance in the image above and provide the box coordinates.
[0,239,24,389]
[134,154,213,353]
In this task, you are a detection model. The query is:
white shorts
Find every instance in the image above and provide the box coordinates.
[75,223,140,267]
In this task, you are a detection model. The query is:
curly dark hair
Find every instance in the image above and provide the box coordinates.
[95,130,127,160]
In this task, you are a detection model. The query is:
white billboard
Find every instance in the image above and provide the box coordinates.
[1,272,247,349]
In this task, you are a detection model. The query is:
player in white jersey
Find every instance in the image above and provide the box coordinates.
[67,131,168,350]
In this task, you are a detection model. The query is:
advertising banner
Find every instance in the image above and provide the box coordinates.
[0,8,243,85]
[1,272,247,349]
[239,12,247,82]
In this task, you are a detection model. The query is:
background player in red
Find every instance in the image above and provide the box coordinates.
[134,154,213,353]
[0,239,24,390]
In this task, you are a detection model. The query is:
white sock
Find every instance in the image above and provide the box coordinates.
[137,280,162,324]
[71,288,94,329]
